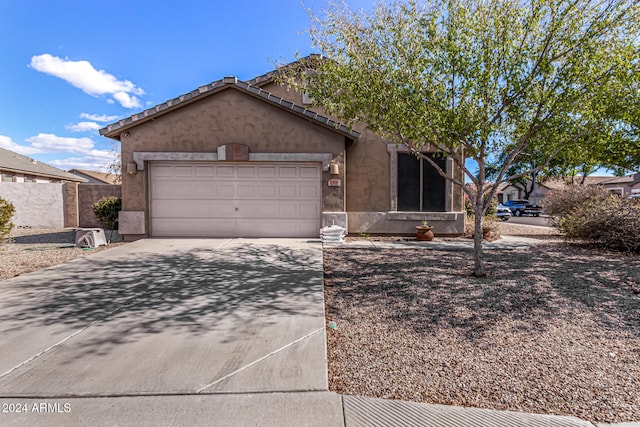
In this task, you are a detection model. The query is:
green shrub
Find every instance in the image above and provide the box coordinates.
[546,187,640,253]
[92,197,121,230]
[0,197,15,240]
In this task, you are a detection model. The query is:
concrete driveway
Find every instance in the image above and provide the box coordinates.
[0,239,328,397]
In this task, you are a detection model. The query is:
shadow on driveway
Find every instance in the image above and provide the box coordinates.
[0,239,326,396]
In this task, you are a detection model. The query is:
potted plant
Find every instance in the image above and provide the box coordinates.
[416,220,434,241]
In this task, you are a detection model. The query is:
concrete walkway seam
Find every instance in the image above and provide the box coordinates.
[196,327,325,393]
[0,238,236,382]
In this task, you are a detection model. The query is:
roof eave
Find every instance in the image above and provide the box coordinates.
[0,166,86,182]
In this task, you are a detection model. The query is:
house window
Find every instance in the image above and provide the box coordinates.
[24,175,36,183]
[1,173,14,182]
[397,153,446,212]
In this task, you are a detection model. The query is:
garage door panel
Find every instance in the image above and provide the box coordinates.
[258,184,277,197]
[152,165,174,177]
[150,162,322,237]
[237,166,256,178]
[278,166,298,178]
[153,219,237,237]
[153,182,195,198]
[216,184,236,198]
[258,166,277,178]
[300,184,320,198]
[153,200,235,218]
[194,183,216,197]
[174,166,194,177]
[300,202,322,217]
[216,166,236,178]
[195,166,215,177]
[278,184,298,198]
[300,166,320,178]
[237,184,256,198]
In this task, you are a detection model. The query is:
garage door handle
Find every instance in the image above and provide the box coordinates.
[235,208,238,211]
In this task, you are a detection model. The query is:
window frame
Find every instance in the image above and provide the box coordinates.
[387,144,453,212]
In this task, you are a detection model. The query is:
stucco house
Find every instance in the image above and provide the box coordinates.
[100,66,465,240]
[0,147,85,183]
[68,169,120,185]
[600,173,640,196]
[497,176,615,206]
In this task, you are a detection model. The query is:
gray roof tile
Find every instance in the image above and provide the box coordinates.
[0,148,86,182]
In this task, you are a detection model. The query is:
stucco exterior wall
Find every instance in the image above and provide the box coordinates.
[78,184,122,228]
[118,88,347,238]
[63,182,79,227]
[0,183,64,227]
[262,81,466,235]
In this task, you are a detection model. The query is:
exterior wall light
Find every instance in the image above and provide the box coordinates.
[330,161,340,175]
[126,162,137,175]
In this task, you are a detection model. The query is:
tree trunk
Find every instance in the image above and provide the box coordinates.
[473,197,486,276]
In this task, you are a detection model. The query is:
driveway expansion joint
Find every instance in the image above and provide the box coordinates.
[0,238,237,382]
[196,327,325,393]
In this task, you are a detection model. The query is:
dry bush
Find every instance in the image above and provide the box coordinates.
[543,186,610,219]
[546,186,640,253]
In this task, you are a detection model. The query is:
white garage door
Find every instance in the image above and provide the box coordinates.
[150,162,322,237]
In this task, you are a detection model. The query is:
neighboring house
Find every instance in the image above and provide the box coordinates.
[0,147,85,183]
[100,66,465,240]
[599,172,640,196]
[68,169,120,185]
[497,176,615,206]
[0,148,86,228]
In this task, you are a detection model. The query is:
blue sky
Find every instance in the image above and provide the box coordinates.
[0,0,372,172]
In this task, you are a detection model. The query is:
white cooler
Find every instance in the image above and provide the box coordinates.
[75,228,107,248]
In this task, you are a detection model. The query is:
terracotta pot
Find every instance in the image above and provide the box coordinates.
[416,226,434,241]
[482,227,491,240]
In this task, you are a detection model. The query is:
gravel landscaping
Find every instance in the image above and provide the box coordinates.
[0,228,125,281]
[323,242,640,424]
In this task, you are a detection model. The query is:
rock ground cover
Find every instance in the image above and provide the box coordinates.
[323,243,640,424]
[0,228,124,281]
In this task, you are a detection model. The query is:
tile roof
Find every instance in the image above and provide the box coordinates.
[99,75,361,141]
[599,172,640,185]
[0,148,86,182]
[542,176,615,190]
[68,169,120,184]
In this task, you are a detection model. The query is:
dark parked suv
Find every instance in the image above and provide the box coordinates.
[502,199,542,217]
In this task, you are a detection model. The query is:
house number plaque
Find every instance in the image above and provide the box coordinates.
[328,179,341,187]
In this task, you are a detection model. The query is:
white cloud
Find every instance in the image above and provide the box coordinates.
[30,54,145,108]
[66,122,102,132]
[0,134,43,155]
[112,91,141,109]
[80,113,119,122]
[26,133,95,154]
[49,150,117,171]
[2,133,116,171]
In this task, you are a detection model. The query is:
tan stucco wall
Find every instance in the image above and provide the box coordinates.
[0,182,64,227]
[78,184,122,228]
[119,88,347,237]
[63,182,79,227]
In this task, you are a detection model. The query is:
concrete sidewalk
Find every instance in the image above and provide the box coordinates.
[0,392,623,427]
